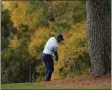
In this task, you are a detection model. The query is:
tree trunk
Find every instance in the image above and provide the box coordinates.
[86,0,111,76]
[29,65,32,82]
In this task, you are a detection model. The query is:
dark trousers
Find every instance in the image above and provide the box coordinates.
[42,53,54,81]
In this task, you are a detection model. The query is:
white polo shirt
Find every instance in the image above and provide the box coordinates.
[43,37,58,55]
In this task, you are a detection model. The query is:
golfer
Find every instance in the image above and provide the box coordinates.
[42,34,64,81]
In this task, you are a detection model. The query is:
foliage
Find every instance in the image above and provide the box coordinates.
[1,9,16,51]
[3,1,44,30]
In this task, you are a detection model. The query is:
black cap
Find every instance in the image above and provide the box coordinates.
[57,34,64,40]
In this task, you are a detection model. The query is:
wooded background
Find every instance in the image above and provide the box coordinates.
[1,0,110,83]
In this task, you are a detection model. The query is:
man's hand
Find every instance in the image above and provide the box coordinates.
[54,51,58,61]
[53,55,58,61]
[55,56,58,61]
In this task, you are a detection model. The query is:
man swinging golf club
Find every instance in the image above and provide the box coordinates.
[42,34,64,81]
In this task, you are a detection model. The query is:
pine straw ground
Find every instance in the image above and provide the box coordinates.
[36,75,111,89]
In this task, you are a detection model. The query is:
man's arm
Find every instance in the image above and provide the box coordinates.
[54,51,58,61]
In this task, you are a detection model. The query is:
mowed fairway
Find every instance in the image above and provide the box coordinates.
[1,83,111,90]
[1,83,55,89]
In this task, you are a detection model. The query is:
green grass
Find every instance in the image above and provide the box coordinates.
[1,83,111,90]
[1,83,54,89]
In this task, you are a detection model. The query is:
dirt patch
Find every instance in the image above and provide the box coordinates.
[36,75,111,88]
